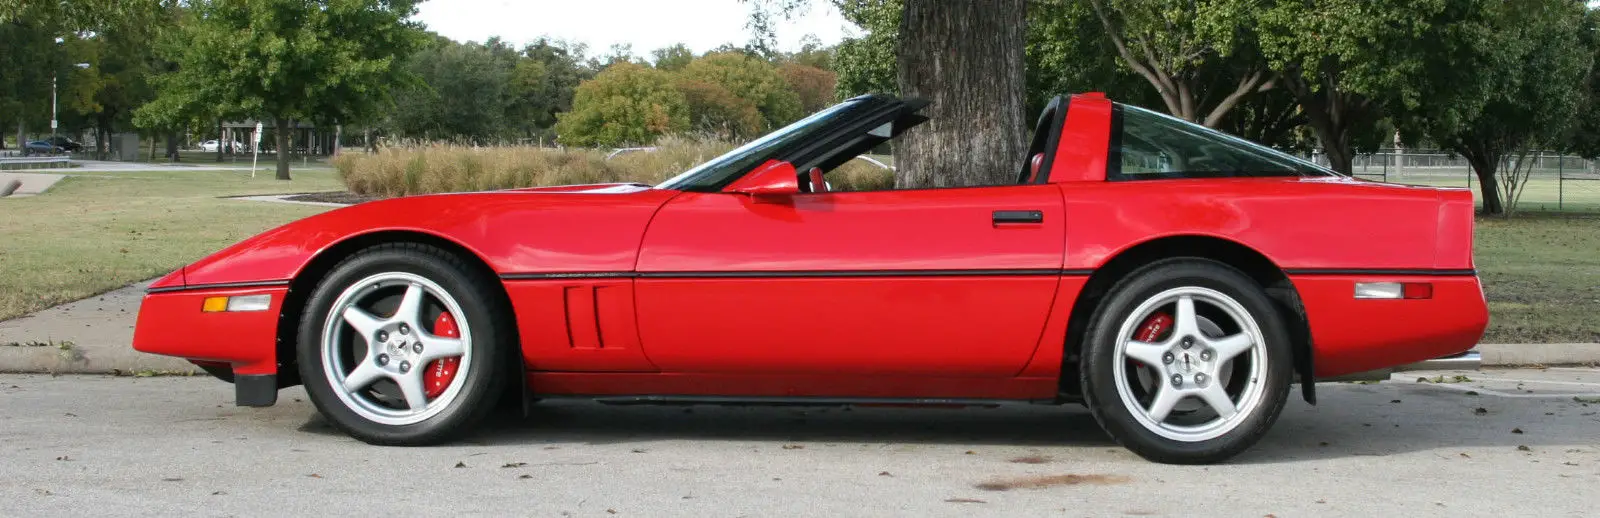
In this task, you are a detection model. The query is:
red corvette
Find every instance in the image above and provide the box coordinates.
[132,93,1487,463]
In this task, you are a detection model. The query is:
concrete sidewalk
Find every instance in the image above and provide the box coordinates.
[0,281,196,375]
[0,172,65,197]
[1,280,1596,375]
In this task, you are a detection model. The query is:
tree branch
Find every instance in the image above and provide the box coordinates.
[1202,68,1269,128]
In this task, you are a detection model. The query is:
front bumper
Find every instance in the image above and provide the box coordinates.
[132,286,287,377]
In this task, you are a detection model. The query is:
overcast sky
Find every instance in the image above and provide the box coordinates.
[413,0,851,55]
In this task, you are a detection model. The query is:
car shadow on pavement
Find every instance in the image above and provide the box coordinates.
[285,379,1598,464]
[468,400,1120,448]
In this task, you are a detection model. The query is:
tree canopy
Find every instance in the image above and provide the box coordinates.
[136,0,426,179]
[554,62,690,147]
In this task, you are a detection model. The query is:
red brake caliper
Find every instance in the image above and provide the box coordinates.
[1139,311,1177,343]
[1132,312,1174,364]
[423,312,462,400]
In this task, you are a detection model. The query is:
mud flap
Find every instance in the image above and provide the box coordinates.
[235,374,278,407]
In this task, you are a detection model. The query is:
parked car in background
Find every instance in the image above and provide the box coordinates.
[42,136,84,152]
[22,140,63,155]
[200,139,249,153]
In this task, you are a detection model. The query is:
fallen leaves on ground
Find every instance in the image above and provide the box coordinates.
[974,474,1130,491]
[1008,455,1050,464]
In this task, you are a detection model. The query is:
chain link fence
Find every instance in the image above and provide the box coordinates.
[1305,149,1600,213]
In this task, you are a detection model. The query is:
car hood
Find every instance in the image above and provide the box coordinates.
[501,183,657,194]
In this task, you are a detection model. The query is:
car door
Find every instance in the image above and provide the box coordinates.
[632,183,1066,377]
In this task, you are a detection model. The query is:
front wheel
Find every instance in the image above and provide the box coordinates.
[298,243,511,445]
[1081,258,1293,464]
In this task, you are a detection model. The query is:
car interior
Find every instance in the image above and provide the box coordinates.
[793,96,1070,193]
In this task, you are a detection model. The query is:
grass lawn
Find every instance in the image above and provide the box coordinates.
[1475,213,1600,343]
[1,169,1595,344]
[0,169,341,321]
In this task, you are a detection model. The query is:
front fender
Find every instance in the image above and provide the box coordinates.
[174,190,680,288]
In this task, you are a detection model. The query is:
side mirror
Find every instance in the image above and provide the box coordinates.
[723,160,800,196]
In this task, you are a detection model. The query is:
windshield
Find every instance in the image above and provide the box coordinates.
[1113,103,1338,179]
[656,100,868,191]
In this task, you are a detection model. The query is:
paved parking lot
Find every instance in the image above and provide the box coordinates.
[2,367,1598,517]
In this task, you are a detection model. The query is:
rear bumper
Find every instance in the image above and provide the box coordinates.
[1292,273,1489,377]
[132,286,286,376]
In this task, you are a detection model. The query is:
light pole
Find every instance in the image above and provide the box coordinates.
[51,62,91,154]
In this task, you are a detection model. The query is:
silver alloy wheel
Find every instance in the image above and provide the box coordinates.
[1112,286,1267,442]
[321,272,472,426]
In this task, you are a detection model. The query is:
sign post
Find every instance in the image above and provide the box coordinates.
[251,122,263,178]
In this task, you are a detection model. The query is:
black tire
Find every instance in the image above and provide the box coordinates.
[297,243,512,445]
[1080,258,1293,464]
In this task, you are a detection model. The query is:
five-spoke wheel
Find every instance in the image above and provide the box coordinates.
[1082,258,1292,464]
[298,243,510,445]
[322,272,471,425]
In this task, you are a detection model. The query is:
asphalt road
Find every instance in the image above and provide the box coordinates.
[3,368,1598,517]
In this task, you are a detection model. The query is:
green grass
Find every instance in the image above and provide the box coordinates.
[1363,174,1600,213]
[1475,213,1600,343]
[0,169,340,321]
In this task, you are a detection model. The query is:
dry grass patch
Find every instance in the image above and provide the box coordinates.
[333,137,894,196]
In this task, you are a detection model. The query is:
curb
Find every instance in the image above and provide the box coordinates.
[1477,343,1600,366]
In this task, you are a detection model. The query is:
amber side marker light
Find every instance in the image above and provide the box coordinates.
[1354,282,1433,300]
[201,294,272,312]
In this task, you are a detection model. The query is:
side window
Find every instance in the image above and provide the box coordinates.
[1111,104,1330,179]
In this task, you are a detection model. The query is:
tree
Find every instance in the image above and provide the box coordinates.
[1087,0,1273,127]
[1426,0,1594,215]
[777,63,838,112]
[508,38,594,142]
[1560,9,1600,161]
[391,37,515,142]
[60,4,172,160]
[678,51,803,130]
[785,34,834,70]
[554,62,689,146]
[894,0,1027,189]
[137,0,425,180]
[651,43,695,71]
[0,21,55,149]
[1252,0,1499,174]
[832,0,900,98]
[1025,0,1154,113]
[674,78,763,138]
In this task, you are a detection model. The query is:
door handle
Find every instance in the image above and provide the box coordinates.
[992,210,1044,225]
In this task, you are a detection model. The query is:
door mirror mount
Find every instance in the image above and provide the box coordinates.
[724,160,801,196]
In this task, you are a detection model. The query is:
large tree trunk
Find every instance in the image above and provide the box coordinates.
[1282,73,1370,175]
[275,117,293,180]
[1462,149,1505,215]
[16,121,25,155]
[215,119,225,162]
[893,0,1028,189]
[165,130,180,162]
[95,116,109,160]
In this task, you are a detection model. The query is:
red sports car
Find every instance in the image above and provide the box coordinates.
[132,93,1488,464]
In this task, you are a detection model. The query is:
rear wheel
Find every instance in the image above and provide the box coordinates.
[298,243,510,445]
[1081,258,1292,464]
